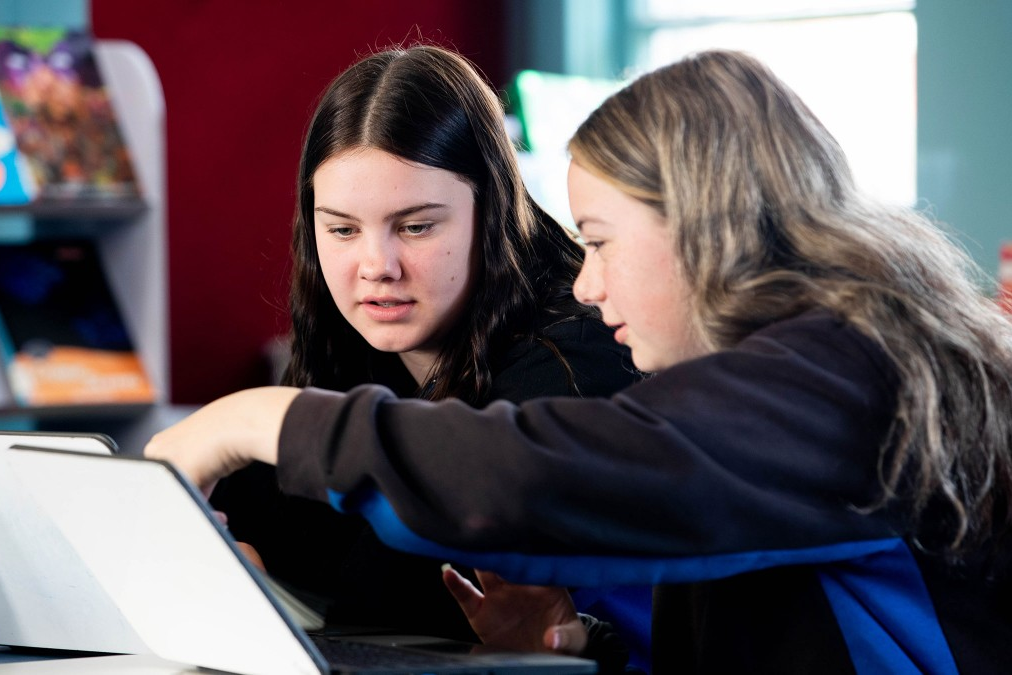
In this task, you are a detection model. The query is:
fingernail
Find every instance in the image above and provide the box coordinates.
[440,563,453,573]
[551,630,564,651]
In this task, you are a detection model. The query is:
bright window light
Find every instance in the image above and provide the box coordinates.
[632,5,917,206]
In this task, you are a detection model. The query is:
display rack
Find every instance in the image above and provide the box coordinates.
[0,39,175,451]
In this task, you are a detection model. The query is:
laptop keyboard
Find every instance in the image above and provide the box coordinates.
[313,637,474,670]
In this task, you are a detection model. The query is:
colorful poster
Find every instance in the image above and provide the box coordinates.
[0,27,140,202]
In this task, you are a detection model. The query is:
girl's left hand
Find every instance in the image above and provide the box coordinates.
[441,565,588,654]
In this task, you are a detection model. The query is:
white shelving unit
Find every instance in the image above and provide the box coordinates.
[0,40,186,452]
[94,39,169,402]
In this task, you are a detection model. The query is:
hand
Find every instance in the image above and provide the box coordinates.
[235,542,266,572]
[442,566,588,655]
[212,510,266,572]
[144,386,302,493]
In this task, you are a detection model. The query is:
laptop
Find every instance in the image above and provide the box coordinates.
[0,429,119,455]
[0,438,597,674]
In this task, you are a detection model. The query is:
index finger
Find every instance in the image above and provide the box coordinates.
[441,564,484,618]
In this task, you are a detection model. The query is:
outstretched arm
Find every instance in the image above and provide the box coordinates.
[147,316,897,586]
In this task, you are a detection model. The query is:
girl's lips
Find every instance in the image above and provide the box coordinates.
[361,300,415,321]
[612,324,629,344]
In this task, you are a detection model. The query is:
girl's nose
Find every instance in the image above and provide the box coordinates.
[359,236,401,281]
[573,254,603,305]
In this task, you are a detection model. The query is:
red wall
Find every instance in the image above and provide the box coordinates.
[91,0,507,404]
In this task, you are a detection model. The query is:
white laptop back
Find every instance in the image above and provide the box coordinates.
[0,438,596,675]
[1,441,326,675]
[0,432,153,656]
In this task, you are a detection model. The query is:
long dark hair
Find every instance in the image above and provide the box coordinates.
[283,44,589,405]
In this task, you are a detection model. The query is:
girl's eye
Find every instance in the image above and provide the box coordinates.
[575,233,604,251]
[326,226,356,237]
[401,223,434,236]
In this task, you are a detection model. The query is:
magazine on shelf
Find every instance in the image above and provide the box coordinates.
[0,26,140,204]
[0,89,34,204]
[0,239,155,409]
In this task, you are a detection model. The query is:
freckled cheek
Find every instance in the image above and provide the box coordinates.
[599,265,618,298]
[318,252,357,304]
[320,271,350,314]
[321,254,354,285]
[444,249,475,304]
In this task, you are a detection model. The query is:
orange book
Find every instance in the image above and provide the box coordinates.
[0,239,155,408]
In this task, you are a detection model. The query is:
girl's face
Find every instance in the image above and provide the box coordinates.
[569,161,704,372]
[313,147,477,384]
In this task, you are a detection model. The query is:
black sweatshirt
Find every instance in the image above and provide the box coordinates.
[277,311,1012,673]
[210,315,642,650]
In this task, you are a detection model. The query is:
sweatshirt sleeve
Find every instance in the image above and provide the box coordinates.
[277,313,902,586]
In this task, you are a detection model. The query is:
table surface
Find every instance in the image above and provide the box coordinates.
[0,650,199,673]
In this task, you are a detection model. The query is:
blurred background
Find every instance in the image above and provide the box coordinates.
[0,0,1008,418]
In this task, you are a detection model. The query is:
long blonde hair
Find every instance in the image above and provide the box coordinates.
[570,49,1012,554]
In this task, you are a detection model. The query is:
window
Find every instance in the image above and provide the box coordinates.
[627,1,917,205]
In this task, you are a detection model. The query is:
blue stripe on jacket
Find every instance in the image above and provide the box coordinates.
[818,540,958,675]
[332,488,958,671]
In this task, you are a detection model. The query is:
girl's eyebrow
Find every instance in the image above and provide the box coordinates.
[575,217,609,233]
[314,202,448,222]
[314,206,358,221]
[387,202,448,220]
